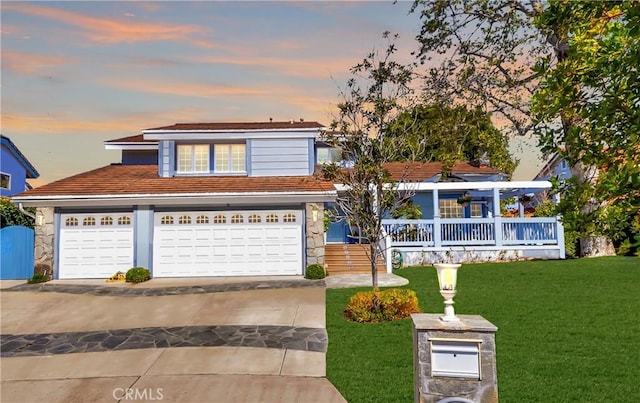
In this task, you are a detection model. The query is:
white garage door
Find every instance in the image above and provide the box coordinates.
[153,210,303,277]
[59,213,134,279]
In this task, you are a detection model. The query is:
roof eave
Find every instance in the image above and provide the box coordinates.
[12,190,337,207]
[104,143,159,150]
[1,137,40,178]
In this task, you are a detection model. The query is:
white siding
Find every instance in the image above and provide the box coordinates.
[250,139,310,176]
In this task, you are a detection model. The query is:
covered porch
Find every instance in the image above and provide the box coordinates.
[376,181,565,269]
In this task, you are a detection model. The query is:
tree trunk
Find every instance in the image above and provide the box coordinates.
[579,236,615,257]
[570,161,615,257]
[370,242,378,290]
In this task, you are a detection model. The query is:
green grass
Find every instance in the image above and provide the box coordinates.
[326,257,640,403]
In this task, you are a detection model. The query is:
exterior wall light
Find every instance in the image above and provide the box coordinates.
[434,263,462,322]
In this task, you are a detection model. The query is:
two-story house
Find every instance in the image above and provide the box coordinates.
[14,120,565,279]
[13,121,336,279]
[1,135,40,198]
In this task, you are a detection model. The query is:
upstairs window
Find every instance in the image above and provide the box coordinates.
[0,173,10,190]
[316,147,341,164]
[215,144,246,173]
[177,144,209,173]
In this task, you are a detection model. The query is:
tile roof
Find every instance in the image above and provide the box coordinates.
[105,134,156,144]
[363,162,500,181]
[145,121,326,131]
[18,164,335,197]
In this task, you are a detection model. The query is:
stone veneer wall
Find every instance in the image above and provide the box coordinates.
[412,314,498,403]
[305,203,325,266]
[34,207,55,274]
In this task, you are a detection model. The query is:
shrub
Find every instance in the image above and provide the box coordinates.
[305,264,326,279]
[0,198,35,228]
[344,288,421,322]
[27,272,49,284]
[125,267,151,283]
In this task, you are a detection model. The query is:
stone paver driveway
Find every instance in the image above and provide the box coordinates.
[0,280,346,403]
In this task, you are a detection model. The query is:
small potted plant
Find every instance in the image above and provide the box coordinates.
[518,194,534,206]
[456,193,473,207]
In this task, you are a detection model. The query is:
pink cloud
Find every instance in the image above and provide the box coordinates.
[99,75,279,99]
[2,3,216,48]
[1,51,75,75]
[192,55,355,80]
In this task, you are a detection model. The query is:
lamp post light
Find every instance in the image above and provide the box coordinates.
[434,263,462,322]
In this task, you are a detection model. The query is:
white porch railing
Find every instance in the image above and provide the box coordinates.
[382,217,564,248]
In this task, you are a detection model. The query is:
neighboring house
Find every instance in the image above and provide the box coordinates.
[534,152,572,183]
[1,135,40,197]
[528,151,572,208]
[13,121,336,279]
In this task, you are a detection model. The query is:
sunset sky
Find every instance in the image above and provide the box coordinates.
[1,1,543,187]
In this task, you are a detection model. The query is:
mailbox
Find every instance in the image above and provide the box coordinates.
[429,338,481,379]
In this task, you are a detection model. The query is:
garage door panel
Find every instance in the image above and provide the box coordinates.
[153,210,302,277]
[59,214,134,279]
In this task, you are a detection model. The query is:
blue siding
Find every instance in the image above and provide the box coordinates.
[122,150,158,165]
[158,141,175,177]
[412,192,434,219]
[246,141,252,176]
[134,207,154,270]
[0,147,28,197]
[0,226,34,279]
[250,138,310,176]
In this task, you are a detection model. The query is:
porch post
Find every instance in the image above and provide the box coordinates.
[433,189,441,247]
[556,216,566,259]
[493,188,503,247]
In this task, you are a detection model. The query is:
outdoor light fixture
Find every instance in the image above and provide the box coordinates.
[312,208,319,222]
[434,263,462,322]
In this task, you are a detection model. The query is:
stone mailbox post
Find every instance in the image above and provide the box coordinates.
[412,314,498,403]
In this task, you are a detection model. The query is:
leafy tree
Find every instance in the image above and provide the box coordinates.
[322,33,422,289]
[532,1,640,256]
[0,198,35,228]
[408,0,639,256]
[388,103,517,176]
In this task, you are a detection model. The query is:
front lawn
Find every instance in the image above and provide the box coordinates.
[326,257,640,402]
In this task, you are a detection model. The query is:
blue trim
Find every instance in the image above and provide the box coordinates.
[246,139,252,176]
[302,206,307,273]
[167,141,175,177]
[53,209,61,280]
[308,138,314,174]
[134,206,154,271]
[0,136,39,178]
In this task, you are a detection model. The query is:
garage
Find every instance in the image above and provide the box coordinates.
[152,210,303,277]
[58,213,134,279]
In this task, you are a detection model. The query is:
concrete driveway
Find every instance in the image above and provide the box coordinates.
[0,280,346,403]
